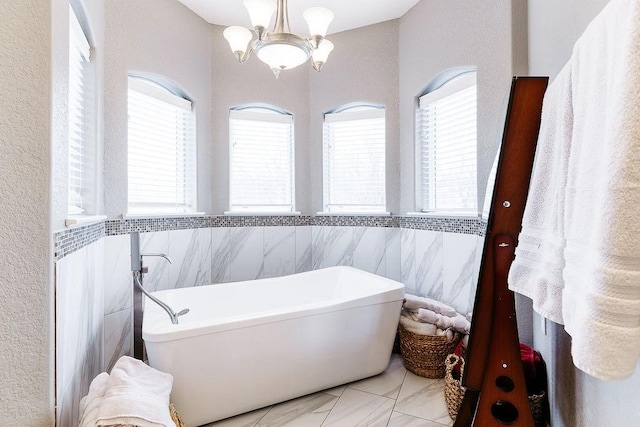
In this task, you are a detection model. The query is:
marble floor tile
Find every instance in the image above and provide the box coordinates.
[323,385,346,397]
[202,406,271,427]
[387,412,449,427]
[255,392,338,427]
[347,354,407,399]
[197,354,453,427]
[394,371,453,426]
[321,388,394,427]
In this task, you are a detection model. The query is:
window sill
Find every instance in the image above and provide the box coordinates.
[224,211,302,216]
[65,215,108,228]
[123,212,206,219]
[406,211,480,220]
[316,212,391,217]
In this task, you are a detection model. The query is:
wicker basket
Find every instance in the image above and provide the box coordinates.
[399,324,460,378]
[170,403,186,427]
[444,354,546,426]
[444,354,467,419]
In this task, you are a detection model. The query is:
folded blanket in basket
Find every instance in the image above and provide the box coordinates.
[404,294,457,317]
[399,314,438,335]
[96,356,175,427]
[408,308,471,334]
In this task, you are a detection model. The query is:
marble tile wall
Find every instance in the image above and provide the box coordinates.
[399,229,481,315]
[56,217,485,424]
[56,239,104,426]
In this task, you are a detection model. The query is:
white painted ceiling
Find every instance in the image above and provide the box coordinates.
[176,0,421,35]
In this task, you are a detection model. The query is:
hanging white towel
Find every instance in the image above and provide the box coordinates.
[508,62,573,324]
[561,0,640,380]
[509,0,640,380]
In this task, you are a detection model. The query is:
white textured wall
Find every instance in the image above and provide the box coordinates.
[528,0,640,425]
[0,1,53,424]
[210,25,311,213]
[104,0,212,217]
[309,20,400,214]
[398,0,524,214]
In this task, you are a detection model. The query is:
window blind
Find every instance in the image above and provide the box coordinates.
[127,77,196,214]
[229,108,295,212]
[417,72,477,213]
[323,107,386,213]
[68,5,91,215]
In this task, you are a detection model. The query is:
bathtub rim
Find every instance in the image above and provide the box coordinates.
[142,266,404,343]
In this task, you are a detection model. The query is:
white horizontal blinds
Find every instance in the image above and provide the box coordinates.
[323,108,386,213]
[418,72,477,213]
[229,108,295,212]
[127,77,196,214]
[68,5,91,215]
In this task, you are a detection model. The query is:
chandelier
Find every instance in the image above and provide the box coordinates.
[223,0,335,78]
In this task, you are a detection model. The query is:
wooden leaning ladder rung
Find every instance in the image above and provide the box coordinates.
[453,76,548,427]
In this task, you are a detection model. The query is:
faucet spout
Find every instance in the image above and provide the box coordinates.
[133,272,188,324]
[141,253,173,264]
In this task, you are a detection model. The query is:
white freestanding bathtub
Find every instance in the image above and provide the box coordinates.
[143,266,404,427]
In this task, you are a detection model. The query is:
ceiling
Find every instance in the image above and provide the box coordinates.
[176,0,422,35]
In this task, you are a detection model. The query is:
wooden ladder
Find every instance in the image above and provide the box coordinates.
[454,76,548,427]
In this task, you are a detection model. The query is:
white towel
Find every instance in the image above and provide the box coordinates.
[508,63,573,324]
[403,294,457,317]
[96,356,176,427]
[509,0,640,380]
[399,314,438,336]
[561,0,640,380]
[412,308,471,334]
[79,372,110,427]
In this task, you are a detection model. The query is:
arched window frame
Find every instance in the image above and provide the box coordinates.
[127,76,197,214]
[228,105,296,213]
[415,70,478,214]
[322,104,387,214]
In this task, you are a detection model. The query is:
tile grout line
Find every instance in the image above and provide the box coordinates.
[251,405,274,427]
[385,366,408,426]
[318,391,341,427]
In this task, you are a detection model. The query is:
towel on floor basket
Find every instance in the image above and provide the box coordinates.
[79,356,176,427]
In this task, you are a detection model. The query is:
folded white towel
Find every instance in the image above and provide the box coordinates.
[399,314,438,336]
[96,356,175,427]
[509,0,640,380]
[403,294,457,317]
[79,372,110,427]
[411,308,471,334]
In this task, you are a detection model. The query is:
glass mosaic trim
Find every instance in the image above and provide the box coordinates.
[55,214,486,260]
[400,216,485,235]
[54,221,105,261]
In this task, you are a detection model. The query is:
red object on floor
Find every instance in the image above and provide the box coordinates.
[454,341,546,395]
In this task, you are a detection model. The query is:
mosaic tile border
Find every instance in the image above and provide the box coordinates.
[54,221,105,261]
[55,214,486,260]
[400,215,485,235]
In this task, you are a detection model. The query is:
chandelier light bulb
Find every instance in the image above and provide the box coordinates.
[312,39,334,71]
[243,0,276,30]
[223,26,253,59]
[303,7,334,37]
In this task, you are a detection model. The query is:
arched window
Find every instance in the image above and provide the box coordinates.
[229,105,295,213]
[322,104,386,213]
[416,70,477,213]
[127,76,196,214]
